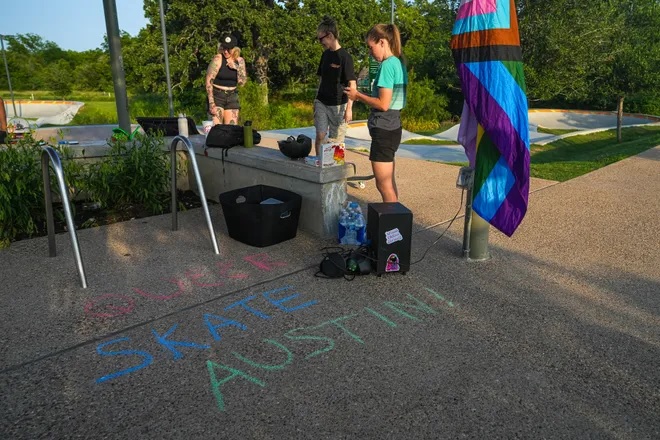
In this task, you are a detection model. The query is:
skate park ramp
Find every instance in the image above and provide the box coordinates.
[4,100,84,127]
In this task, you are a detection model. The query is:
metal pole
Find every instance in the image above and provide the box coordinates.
[102,0,131,134]
[159,0,174,117]
[461,186,473,258]
[170,136,220,255]
[41,147,88,288]
[460,165,489,260]
[0,35,17,117]
[469,212,490,261]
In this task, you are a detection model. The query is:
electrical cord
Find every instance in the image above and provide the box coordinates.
[411,188,466,266]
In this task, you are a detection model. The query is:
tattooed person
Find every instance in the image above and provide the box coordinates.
[205,35,247,125]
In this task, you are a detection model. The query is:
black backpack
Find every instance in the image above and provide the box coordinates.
[204,124,262,172]
[205,124,262,150]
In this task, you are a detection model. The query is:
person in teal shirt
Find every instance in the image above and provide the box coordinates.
[344,24,408,202]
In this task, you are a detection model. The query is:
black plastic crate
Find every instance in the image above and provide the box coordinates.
[219,185,302,247]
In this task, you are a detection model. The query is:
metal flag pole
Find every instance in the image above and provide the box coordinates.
[0,34,17,117]
[461,184,490,260]
[158,0,174,117]
[462,182,474,258]
[102,0,131,134]
[469,211,490,260]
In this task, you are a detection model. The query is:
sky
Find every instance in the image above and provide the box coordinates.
[1,0,150,52]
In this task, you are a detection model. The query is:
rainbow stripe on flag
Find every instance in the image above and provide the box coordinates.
[451,0,530,237]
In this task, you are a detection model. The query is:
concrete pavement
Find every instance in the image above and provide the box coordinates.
[0,141,658,438]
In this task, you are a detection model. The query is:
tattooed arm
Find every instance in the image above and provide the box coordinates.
[236,57,247,86]
[205,55,223,114]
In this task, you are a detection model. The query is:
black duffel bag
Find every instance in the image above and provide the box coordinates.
[205,124,261,149]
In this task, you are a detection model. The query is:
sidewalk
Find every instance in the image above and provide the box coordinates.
[0,145,658,439]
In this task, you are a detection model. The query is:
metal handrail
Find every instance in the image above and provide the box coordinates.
[170,135,219,254]
[41,146,88,289]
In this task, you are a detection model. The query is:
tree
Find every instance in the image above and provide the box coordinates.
[0,34,49,90]
[519,1,623,105]
[74,51,113,92]
[48,60,73,98]
[397,0,460,113]
[125,0,384,108]
[600,0,660,141]
[519,0,660,141]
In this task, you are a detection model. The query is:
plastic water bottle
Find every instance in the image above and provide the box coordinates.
[177,113,188,137]
[346,213,358,245]
[338,208,349,244]
[355,214,365,244]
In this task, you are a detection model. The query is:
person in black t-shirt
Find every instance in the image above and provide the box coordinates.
[314,16,357,156]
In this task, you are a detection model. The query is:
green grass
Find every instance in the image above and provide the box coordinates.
[71,101,119,125]
[536,126,578,135]
[530,125,660,181]
[438,125,660,182]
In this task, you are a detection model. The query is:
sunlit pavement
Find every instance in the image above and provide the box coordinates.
[1,125,658,437]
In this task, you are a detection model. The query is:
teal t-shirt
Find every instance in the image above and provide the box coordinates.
[371,56,407,110]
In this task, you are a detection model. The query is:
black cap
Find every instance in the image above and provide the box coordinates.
[220,35,238,50]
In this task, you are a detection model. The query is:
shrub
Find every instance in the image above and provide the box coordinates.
[625,91,660,116]
[85,132,171,215]
[0,133,87,247]
[239,82,271,129]
[129,93,170,119]
[70,103,118,125]
[401,72,451,130]
[0,134,45,247]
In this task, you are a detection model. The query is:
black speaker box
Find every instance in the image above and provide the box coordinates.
[367,202,413,275]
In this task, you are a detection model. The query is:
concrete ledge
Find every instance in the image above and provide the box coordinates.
[182,135,349,238]
[189,139,351,184]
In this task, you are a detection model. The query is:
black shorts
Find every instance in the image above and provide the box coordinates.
[211,88,240,110]
[369,126,402,162]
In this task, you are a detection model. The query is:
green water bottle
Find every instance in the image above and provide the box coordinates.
[243,120,254,147]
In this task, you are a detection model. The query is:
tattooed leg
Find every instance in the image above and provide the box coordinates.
[213,107,225,126]
[224,109,240,125]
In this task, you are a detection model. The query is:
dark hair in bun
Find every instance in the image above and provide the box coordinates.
[317,16,338,39]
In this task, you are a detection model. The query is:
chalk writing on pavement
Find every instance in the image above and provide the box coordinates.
[94,286,458,413]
